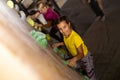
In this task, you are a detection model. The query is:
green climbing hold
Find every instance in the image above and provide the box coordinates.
[30,30,47,48]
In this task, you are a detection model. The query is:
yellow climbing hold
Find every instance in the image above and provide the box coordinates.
[7,0,14,8]
[46,34,51,41]
[26,17,35,27]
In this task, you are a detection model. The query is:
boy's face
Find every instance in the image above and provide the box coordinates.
[57,21,71,37]
[38,5,47,14]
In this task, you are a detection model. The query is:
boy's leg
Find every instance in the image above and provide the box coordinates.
[89,0,104,17]
[82,52,96,80]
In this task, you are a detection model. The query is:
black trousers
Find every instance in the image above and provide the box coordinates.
[89,0,104,17]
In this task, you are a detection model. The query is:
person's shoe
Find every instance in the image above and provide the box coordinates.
[101,15,106,21]
[94,16,101,21]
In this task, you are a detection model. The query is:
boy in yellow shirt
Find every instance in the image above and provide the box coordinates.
[52,16,96,80]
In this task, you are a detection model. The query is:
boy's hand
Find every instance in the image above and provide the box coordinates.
[67,57,77,67]
[35,23,43,27]
[52,42,64,48]
[52,43,60,48]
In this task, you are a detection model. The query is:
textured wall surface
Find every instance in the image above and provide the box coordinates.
[0,0,84,80]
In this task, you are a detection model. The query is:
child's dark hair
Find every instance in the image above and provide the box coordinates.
[55,16,77,31]
[55,16,70,25]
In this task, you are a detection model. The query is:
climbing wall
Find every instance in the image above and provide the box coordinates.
[0,0,85,80]
[55,0,67,8]
[22,0,33,8]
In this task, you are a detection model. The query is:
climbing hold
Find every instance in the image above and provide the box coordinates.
[7,0,14,8]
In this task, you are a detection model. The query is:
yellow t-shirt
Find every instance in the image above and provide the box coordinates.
[64,30,88,56]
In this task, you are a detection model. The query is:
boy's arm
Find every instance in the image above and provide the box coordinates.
[74,45,84,61]
[52,42,64,48]
[34,12,40,19]
[41,21,52,28]
[68,45,84,67]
